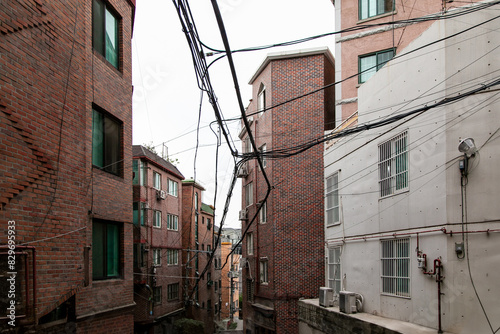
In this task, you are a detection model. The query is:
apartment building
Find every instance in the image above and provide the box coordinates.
[0,0,135,332]
[132,145,185,333]
[299,2,500,333]
[240,47,335,334]
[181,180,216,333]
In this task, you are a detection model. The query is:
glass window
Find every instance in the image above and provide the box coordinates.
[168,179,178,197]
[259,201,267,224]
[244,136,253,154]
[247,233,253,256]
[92,220,120,279]
[153,171,161,189]
[167,249,179,265]
[259,144,267,169]
[359,0,394,20]
[259,259,268,284]
[153,210,161,228]
[245,182,253,207]
[258,84,266,115]
[153,286,162,305]
[92,108,122,175]
[379,131,408,197]
[92,0,119,68]
[153,249,161,266]
[167,214,178,231]
[168,283,179,301]
[381,238,410,297]
[328,247,341,295]
[326,172,340,226]
[359,49,395,83]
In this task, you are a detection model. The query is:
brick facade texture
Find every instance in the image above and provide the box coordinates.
[0,0,135,332]
[181,181,216,333]
[241,51,334,334]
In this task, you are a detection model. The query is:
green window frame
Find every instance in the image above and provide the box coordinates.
[92,0,120,68]
[359,0,394,20]
[358,48,395,84]
[167,249,178,265]
[92,220,120,280]
[153,171,161,190]
[92,108,122,175]
[168,179,178,197]
[132,159,146,186]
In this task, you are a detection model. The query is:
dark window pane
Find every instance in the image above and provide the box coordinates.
[105,9,118,67]
[92,222,105,279]
[92,0,104,55]
[92,109,104,168]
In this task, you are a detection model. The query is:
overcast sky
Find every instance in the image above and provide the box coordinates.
[131,0,336,228]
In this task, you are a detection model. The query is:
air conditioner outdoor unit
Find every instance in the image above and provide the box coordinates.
[239,210,247,220]
[156,190,167,200]
[319,287,334,307]
[237,166,248,178]
[339,291,357,314]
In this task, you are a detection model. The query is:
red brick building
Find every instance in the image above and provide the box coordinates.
[132,145,185,333]
[0,0,135,332]
[181,180,216,333]
[240,48,335,334]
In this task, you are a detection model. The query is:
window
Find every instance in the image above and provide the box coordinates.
[359,0,394,20]
[207,245,211,254]
[132,159,146,186]
[207,299,212,312]
[259,259,268,284]
[133,202,146,226]
[167,283,179,301]
[133,243,144,268]
[92,0,120,68]
[167,249,179,265]
[92,220,120,279]
[247,279,254,302]
[328,247,341,295]
[153,171,161,189]
[244,136,253,154]
[207,218,212,230]
[379,131,408,197]
[215,280,218,292]
[259,201,267,224]
[245,182,253,207]
[259,144,267,169]
[195,192,199,211]
[153,210,161,228]
[167,214,178,231]
[153,286,162,305]
[168,179,178,196]
[153,249,161,266]
[326,172,340,226]
[381,238,410,297]
[246,233,253,256]
[92,108,122,175]
[258,84,266,115]
[359,48,395,83]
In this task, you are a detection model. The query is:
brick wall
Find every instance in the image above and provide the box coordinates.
[242,50,333,334]
[0,0,135,331]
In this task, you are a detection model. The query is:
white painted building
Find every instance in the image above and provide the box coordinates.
[321,6,500,334]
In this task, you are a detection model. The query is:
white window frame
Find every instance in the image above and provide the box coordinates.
[167,214,178,231]
[381,238,410,297]
[245,182,253,207]
[153,210,161,228]
[378,131,408,198]
[153,171,161,190]
[168,179,178,197]
[258,84,266,115]
[167,249,179,265]
[328,247,341,295]
[359,0,394,20]
[259,201,267,224]
[259,259,268,284]
[153,248,161,266]
[259,144,267,169]
[326,172,340,226]
[246,233,253,256]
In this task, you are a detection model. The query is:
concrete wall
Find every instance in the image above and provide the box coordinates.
[325,7,500,333]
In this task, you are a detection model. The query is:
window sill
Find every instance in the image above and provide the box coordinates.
[357,10,397,24]
[381,292,411,300]
[378,188,409,200]
[326,222,341,228]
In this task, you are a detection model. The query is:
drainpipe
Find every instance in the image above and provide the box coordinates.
[423,257,444,334]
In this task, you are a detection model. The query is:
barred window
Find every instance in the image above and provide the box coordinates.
[326,172,340,226]
[379,131,408,197]
[381,238,410,297]
[328,247,341,295]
